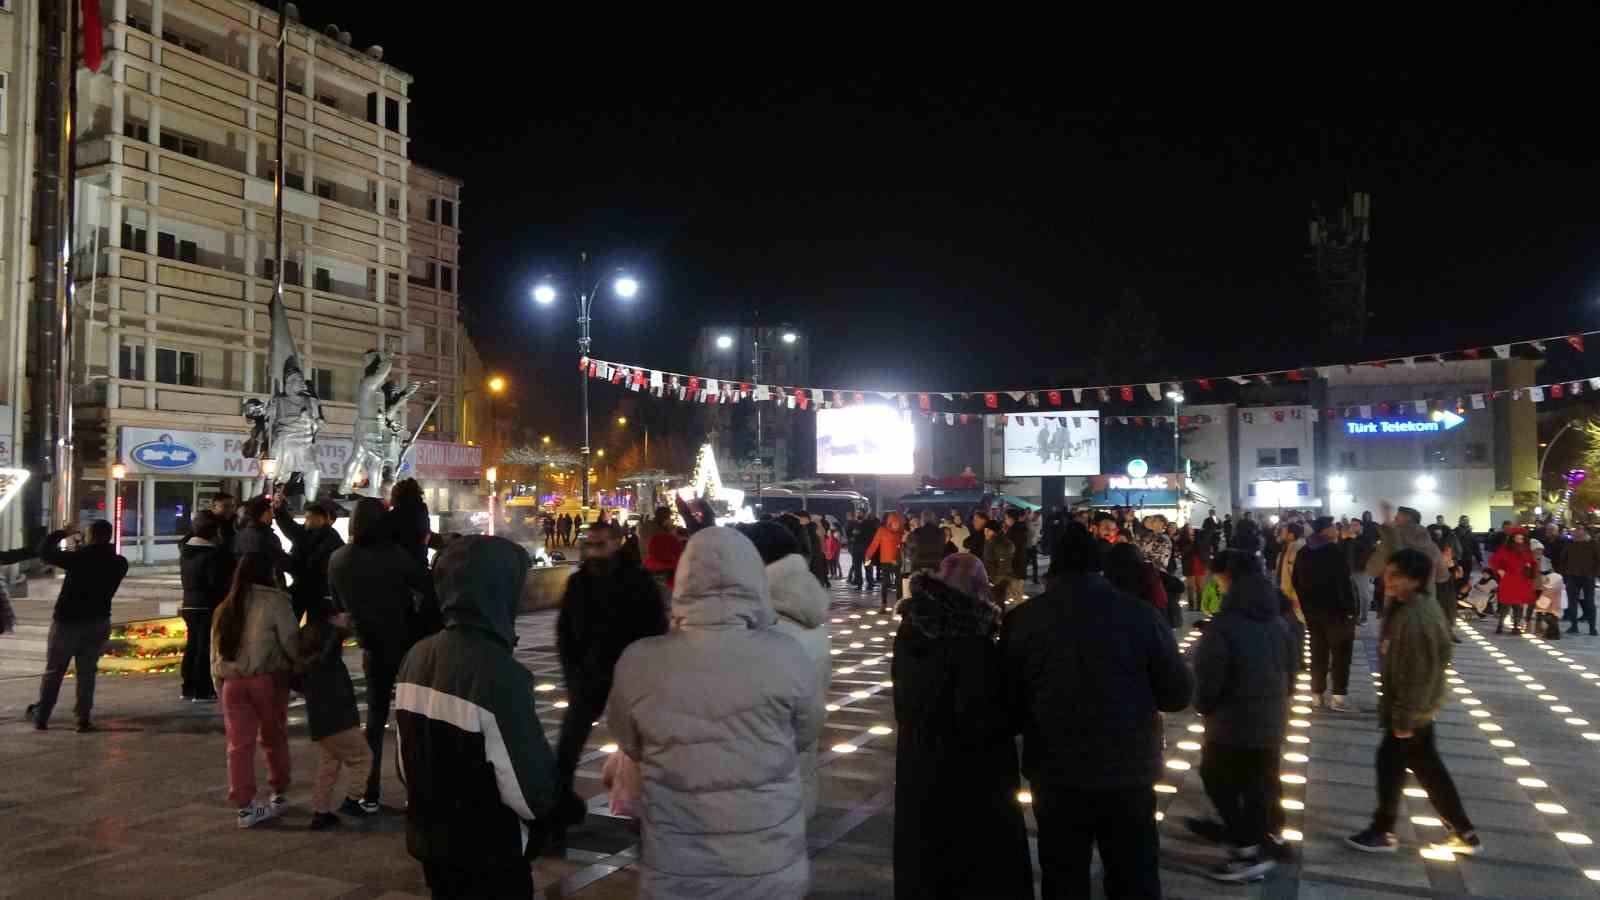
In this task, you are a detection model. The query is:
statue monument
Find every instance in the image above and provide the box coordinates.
[247,288,325,508]
[339,349,430,498]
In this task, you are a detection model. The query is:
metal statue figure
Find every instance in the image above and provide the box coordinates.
[377,378,422,495]
[268,363,325,501]
[339,349,395,497]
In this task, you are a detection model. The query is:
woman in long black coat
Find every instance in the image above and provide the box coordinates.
[892,553,1032,899]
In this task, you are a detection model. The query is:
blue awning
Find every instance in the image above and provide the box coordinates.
[1088,489,1183,507]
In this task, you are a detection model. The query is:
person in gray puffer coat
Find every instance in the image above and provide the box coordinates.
[609,526,825,900]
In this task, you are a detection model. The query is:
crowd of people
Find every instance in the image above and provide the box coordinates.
[27,476,1600,897]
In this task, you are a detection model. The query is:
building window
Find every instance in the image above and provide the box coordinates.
[159,132,203,159]
[118,343,145,380]
[285,171,305,191]
[156,231,176,259]
[439,266,454,292]
[386,271,399,300]
[126,13,150,33]
[311,368,334,399]
[261,258,300,283]
[386,194,400,217]
[440,200,455,227]
[425,197,437,222]
[1338,450,1358,469]
[120,221,147,252]
[423,326,438,355]
[177,239,198,265]
[1424,441,1448,466]
[154,347,198,386]
[1279,447,1300,466]
[407,257,434,286]
[1256,447,1278,467]
[317,93,339,111]
[385,97,400,131]
[1465,443,1489,464]
[123,120,149,142]
[314,268,331,292]
[313,179,336,201]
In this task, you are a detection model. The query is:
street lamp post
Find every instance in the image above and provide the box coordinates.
[534,254,638,514]
[716,325,797,514]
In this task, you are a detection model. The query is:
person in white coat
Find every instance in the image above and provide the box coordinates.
[609,526,826,900]
[741,520,831,816]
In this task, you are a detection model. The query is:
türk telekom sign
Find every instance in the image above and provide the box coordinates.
[119,427,483,482]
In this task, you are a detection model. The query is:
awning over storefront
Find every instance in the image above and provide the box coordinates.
[994,493,1040,511]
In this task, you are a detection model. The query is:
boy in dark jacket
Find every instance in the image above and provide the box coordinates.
[178,512,234,702]
[1189,555,1298,882]
[1347,548,1480,856]
[1293,516,1360,711]
[396,536,558,897]
[275,497,345,622]
[293,618,375,828]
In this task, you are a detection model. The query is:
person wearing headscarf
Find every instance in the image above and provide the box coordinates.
[892,552,1031,898]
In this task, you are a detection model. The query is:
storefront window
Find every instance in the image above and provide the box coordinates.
[74,478,140,537]
[153,481,195,536]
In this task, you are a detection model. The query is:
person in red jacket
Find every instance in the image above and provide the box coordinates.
[1488,527,1537,635]
[864,513,904,612]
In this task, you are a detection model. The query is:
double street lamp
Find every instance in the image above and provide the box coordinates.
[533,254,639,511]
[714,326,799,512]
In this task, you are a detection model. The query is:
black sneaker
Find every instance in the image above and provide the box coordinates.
[75,721,97,734]
[1208,853,1275,883]
[1346,828,1398,853]
[1184,816,1230,843]
[337,796,378,817]
[1427,830,1482,856]
[309,811,341,831]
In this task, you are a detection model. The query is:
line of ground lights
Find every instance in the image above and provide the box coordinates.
[1441,619,1600,878]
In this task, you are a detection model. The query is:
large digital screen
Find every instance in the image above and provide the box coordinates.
[816,406,915,474]
[1004,411,1101,476]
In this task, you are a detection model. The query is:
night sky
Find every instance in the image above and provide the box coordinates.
[310,8,1600,453]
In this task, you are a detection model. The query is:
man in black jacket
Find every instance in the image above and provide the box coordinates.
[1293,516,1360,712]
[396,536,557,897]
[178,511,233,702]
[329,498,433,808]
[274,497,345,621]
[27,521,129,732]
[553,521,667,835]
[1004,508,1030,583]
[852,514,879,591]
[1189,554,1299,882]
[906,510,947,575]
[1000,522,1192,898]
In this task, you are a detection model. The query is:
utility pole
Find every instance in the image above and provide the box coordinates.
[1308,191,1372,341]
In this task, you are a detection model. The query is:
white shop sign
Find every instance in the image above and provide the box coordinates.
[119,427,351,478]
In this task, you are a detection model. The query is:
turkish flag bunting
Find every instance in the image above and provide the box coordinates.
[611,369,623,384]
[686,377,700,394]
[918,393,930,410]
[1378,402,1391,415]
[1324,408,1336,419]
[1462,348,1480,359]
[1274,410,1286,422]
[1551,384,1565,399]
[1119,386,1134,402]
[1178,416,1190,426]
[580,356,590,372]
[1285,370,1304,381]
[1570,336,1587,353]
[1131,417,1144,427]
[984,393,999,409]
[1047,390,1062,406]
[960,414,970,425]
[796,389,809,410]
[1196,379,1212,391]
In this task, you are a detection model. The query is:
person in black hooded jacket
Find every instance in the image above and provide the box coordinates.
[178,511,234,702]
[1189,553,1299,882]
[851,514,879,591]
[396,536,558,897]
[328,497,432,807]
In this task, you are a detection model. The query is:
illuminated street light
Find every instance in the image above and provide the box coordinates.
[716,334,734,350]
[617,417,627,426]
[542,435,552,445]
[1328,475,1348,493]
[781,331,798,344]
[487,375,507,394]
[614,276,639,299]
[533,284,557,305]
[1415,474,1438,492]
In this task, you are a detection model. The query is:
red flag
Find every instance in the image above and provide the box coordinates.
[1462,347,1481,359]
[1285,370,1304,381]
[1273,410,1285,423]
[1570,335,1587,353]
[81,0,104,71]
[580,356,590,372]
[1195,379,1212,391]
[1178,416,1190,426]
[610,368,623,384]
[687,377,700,394]
[1119,386,1134,402]
[1324,408,1336,420]
[959,414,970,425]
[633,370,647,387]
[1378,402,1391,415]
[796,389,809,410]
[918,393,930,410]
[1047,390,1062,406]
[1552,383,1566,399]
[984,393,998,409]
[589,361,600,378]
[1372,360,1387,369]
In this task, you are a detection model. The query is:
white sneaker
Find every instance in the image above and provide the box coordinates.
[1313,692,1329,709]
[1330,694,1357,713]
[236,804,273,829]
[269,794,289,817]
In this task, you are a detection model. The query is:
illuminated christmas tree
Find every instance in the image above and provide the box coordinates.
[689,441,722,502]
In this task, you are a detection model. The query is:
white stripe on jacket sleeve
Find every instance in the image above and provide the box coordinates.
[395,682,538,825]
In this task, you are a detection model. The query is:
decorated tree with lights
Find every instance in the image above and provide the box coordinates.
[689,442,722,502]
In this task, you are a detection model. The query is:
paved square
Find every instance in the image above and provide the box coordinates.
[7,574,1600,897]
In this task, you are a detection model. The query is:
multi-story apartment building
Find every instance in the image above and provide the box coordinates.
[690,322,810,482]
[67,0,420,560]
[0,0,36,489]
[404,160,458,441]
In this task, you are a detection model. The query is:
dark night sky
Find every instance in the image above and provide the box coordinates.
[309,8,1600,451]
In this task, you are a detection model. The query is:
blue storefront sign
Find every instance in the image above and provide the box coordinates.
[1344,411,1464,436]
[129,434,199,470]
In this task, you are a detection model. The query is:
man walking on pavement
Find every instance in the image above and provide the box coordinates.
[552,521,667,840]
[1562,526,1600,635]
[27,521,129,732]
[1293,517,1359,712]
[1005,509,1031,587]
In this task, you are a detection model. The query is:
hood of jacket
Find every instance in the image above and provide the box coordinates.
[766,553,828,629]
[432,535,528,648]
[1220,571,1281,622]
[349,498,388,546]
[671,526,774,630]
[900,573,1001,638]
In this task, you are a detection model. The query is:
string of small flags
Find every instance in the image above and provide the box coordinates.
[579,328,1598,416]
